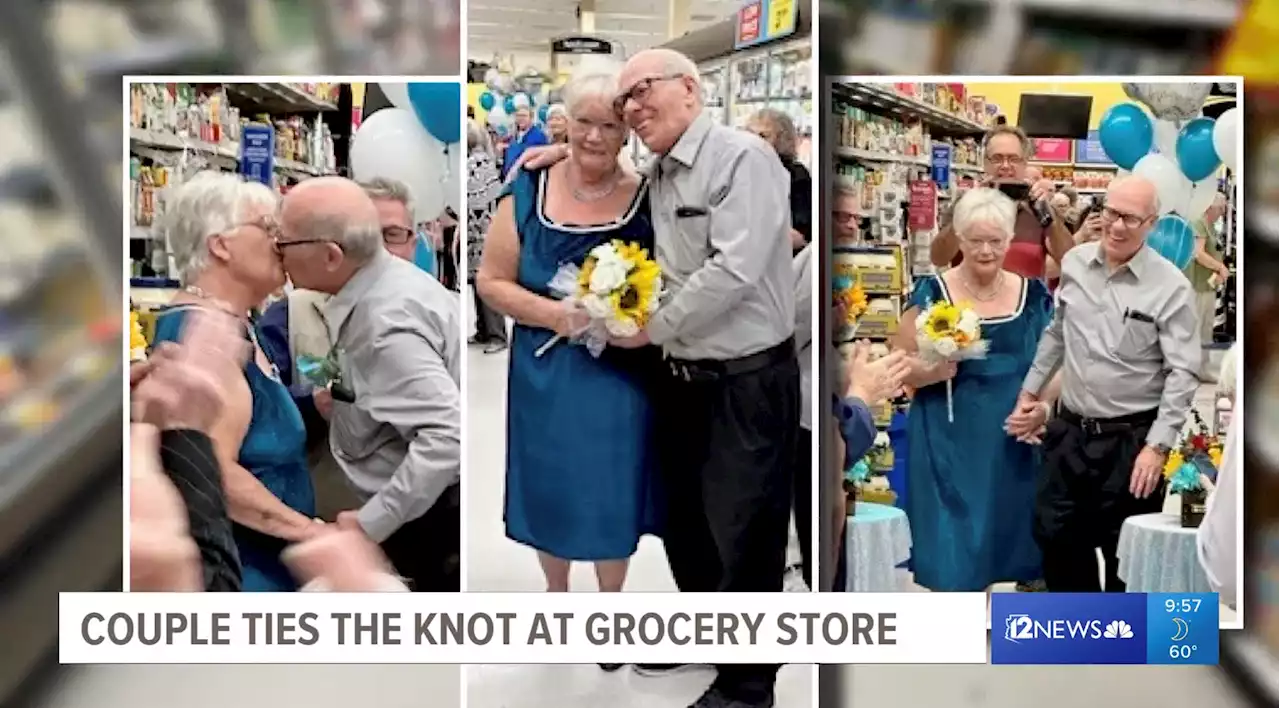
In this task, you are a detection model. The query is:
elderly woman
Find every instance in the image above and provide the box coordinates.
[894,187,1056,593]
[544,103,569,144]
[151,170,322,592]
[466,118,507,352]
[476,73,659,593]
[745,107,811,253]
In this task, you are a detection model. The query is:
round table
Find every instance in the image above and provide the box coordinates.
[845,501,912,592]
[1116,512,1213,593]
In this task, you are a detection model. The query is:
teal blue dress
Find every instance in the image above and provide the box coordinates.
[501,169,662,560]
[152,305,316,591]
[903,275,1051,591]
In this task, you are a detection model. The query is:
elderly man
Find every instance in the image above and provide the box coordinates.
[276,176,462,592]
[930,125,1074,279]
[1009,175,1201,593]
[518,47,796,707]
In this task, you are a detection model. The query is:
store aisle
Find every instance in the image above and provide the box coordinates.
[463,320,814,707]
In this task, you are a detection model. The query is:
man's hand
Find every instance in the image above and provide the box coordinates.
[845,342,910,405]
[506,144,570,182]
[336,510,365,534]
[1129,445,1166,499]
[1005,392,1048,438]
[610,330,651,349]
[314,387,334,421]
[1029,178,1055,202]
[1075,212,1104,242]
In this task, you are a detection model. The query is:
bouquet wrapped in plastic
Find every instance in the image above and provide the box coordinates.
[536,240,663,358]
[915,299,988,422]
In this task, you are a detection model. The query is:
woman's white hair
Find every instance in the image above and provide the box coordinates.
[951,187,1018,242]
[546,103,568,120]
[162,170,278,285]
[467,118,492,154]
[561,72,620,117]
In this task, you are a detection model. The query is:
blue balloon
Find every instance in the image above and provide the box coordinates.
[537,104,550,122]
[1148,214,1195,270]
[407,82,461,144]
[478,91,495,111]
[503,95,516,114]
[1098,103,1154,170]
[1176,117,1221,182]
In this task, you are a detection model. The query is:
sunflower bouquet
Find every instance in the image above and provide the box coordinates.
[915,299,987,422]
[833,275,868,333]
[538,240,663,358]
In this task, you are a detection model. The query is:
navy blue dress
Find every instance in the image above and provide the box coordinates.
[903,275,1052,591]
[502,168,662,561]
[153,305,317,591]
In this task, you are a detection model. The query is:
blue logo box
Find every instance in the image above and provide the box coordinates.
[992,593,1220,665]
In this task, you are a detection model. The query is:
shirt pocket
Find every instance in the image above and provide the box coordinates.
[1116,319,1159,359]
[330,402,383,461]
[672,210,711,264]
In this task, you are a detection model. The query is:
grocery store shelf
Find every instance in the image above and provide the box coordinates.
[834,82,987,136]
[836,146,930,165]
[225,82,337,114]
[129,127,327,176]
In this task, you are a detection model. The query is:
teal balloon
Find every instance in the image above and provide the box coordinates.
[537,104,550,122]
[407,82,461,144]
[412,234,437,277]
[1176,117,1222,182]
[1099,103,1154,170]
[503,94,517,114]
[1148,214,1195,270]
[479,91,495,110]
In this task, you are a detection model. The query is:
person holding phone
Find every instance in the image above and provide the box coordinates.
[930,125,1073,280]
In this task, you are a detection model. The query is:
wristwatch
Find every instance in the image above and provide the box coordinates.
[1149,442,1172,457]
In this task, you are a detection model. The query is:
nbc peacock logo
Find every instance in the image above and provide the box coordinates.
[1103,620,1134,639]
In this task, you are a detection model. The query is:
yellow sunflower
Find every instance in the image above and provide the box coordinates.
[129,311,148,351]
[922,302,959,340]
[1163,449,1185,478]
[1208,445,1223,470]
[577,256,598,294]
[612,248,662,325]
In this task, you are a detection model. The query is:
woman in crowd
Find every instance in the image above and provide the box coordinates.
[894,187,1056,593]
[476,72,659,593]
[466,119,508,353]
[151,170,322,592]
[544,104,569,144]
[746,108,810,254]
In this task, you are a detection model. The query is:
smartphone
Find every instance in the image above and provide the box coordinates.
[995,181,1031,202]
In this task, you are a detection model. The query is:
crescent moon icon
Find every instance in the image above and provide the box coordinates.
[1171,617,1190,641]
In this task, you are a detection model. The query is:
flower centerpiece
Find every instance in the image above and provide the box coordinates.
[1163,410,1222,528]
[915,299,988,422]
[538,240,663,358]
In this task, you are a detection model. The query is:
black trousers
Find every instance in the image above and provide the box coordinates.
[1034,409,1164,592]
[381,483,461,592]
[471,286,507,343]
[793,427,812,589]
[655,342,799,702]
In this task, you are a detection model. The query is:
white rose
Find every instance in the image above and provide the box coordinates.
[958,310,980,333]
[588,259,629,294]
[932,338,958,358]
[580,294,612,319]
[606,317,639,337]
[874,432,890,448]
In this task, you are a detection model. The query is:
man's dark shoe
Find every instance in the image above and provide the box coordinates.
[468,335,487,345]
[689,686,774,708]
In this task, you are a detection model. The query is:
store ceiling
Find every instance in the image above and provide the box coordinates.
[468,0,740,63]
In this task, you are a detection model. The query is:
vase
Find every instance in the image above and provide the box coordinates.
[1180,489,1208,528]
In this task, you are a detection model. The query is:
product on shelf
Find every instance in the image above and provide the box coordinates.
[889,81,994,127]
[1071,169,1115,189]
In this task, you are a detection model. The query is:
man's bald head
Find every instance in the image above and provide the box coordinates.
[617,48,702,154]
[280,176,382,263]
[1107,174,1160,218]
[1099,174,1161,265]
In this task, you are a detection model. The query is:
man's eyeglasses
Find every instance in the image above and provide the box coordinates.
[273,238,335,254]
[984,154,1026,167]
[614,73,685,114]
[382,226,415,245]
[1099,207,1152,229]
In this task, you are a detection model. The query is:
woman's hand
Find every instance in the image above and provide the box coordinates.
[129,424,202,591]
[909,359,957,389]
[553,303,592,338]
[1005,393,1051,443]
[844,341,910,406]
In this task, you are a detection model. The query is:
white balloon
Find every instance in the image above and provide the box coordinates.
[1152,118,1181,157]
[484,68,503,93]
[1132,153,1186,215]
[486,105,512,130]
[513,92,531,109]
[379,83,412,110]
[350,108,448,220]
[1183,177,1220,219]
[1212,108,1239,173]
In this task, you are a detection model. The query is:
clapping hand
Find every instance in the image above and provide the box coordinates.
[284,528,406,592]
[844,341,911,406]
[131,308,248,432]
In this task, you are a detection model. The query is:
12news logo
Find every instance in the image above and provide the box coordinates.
[1004,615,1134,643]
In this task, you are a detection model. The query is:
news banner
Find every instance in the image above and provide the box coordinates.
[58,592,1220,665]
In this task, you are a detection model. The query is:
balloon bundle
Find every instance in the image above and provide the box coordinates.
[1096,83,1239,270]
[350,82,463,219]
[476,67,559,139]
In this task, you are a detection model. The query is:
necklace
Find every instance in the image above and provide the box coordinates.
[568,164,621,203]
[959,270,1004,302]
